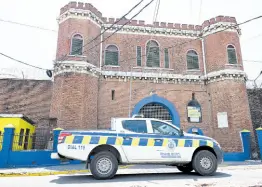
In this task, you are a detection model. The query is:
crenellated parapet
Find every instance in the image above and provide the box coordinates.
[60,1,102,18]
[201,15,241,36]
[58,1,240,38]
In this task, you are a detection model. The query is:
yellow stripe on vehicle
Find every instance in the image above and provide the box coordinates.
[162,138,168,147]
[64,134,217,149]
[147,138,154,146]
[192,139,200,147]
[177,139,185,147]
[65,135,74,144]
[131,138,140,146]
[207,140,214,148]
[81,136,91,144]
[98,136,108,145]
[115,137,123,145]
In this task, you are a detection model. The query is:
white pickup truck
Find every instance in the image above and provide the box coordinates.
[51,117,223,179]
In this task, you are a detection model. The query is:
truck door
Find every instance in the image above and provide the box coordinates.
[148,120,193,162]
[119,119,163,162]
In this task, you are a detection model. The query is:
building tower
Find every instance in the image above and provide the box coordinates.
[203,16,253,152]
[50,2,102,129]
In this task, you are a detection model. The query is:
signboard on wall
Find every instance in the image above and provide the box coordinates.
[187,106,202,123]
[217,112,228,128]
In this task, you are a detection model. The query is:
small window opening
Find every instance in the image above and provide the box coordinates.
[112,90,115,100]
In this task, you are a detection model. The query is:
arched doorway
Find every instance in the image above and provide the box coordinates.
[132,94,180,127]
[139,103,172,122]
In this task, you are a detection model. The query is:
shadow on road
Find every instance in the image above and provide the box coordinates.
[50,172,231,184]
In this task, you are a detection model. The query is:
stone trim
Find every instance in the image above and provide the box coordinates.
[57,8,103,27]
[53,61,247,84]
[205,69,246,84]
[202,22,241,37]
[53,61,101,77]
[103,24,200,38]
[102,69,246,84]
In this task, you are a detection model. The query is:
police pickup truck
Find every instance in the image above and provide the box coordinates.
[51,117,223,180]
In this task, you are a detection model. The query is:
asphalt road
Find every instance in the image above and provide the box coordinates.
[1,166,262,187]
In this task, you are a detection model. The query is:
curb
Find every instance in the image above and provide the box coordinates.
[0,165,130,177]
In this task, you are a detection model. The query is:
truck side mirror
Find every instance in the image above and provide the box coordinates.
[179,128,184,136]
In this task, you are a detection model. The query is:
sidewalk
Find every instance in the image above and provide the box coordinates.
[0,161,261,177]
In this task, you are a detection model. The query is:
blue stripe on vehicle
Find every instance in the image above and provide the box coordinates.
[154,139,163,146]
[199,140,207,146]
[72,136,83,144]
[106,137,116,145]
[184,139,192,147]
[64,131,210,140]
[122,137,132,146]
[173,139,178,147]
[90,136,100,144]
[139,138,148,146]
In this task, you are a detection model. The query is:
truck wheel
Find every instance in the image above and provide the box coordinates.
[90,151,118,180]
[177,164,193,173]
[192,150,218,176]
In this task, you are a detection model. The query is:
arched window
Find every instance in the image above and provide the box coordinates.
[146,40,160,67]
[105,45,119,66]
[70,34,83,55]
[187,50,199,70]
[227,45,237,64]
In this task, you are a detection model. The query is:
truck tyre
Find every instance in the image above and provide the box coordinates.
[90,151,118,180]
[192,150,217,176]
[177,164,193,173]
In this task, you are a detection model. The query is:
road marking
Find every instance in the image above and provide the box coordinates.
[0,165,130,177]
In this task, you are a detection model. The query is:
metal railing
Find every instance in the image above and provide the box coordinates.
[12,131,52,151]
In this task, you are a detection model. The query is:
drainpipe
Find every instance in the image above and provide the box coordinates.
[201,38,207,78]
[99,28,103,70]
[128,65,133,117]
[202,37,214,137]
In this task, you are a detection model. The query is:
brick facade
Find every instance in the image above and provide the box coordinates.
[49,2,253,152]
[50,73,98,129]
[0,79,53,128]
[0,2,254,153]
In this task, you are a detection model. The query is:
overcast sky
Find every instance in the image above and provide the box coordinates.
[0,0,262,84]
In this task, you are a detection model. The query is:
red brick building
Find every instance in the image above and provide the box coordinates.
[48,2,253,152]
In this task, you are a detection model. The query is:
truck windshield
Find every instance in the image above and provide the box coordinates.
[151,120,179,136]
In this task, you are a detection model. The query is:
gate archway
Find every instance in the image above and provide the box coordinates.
[132,94,180,127]
[139,103,172,122]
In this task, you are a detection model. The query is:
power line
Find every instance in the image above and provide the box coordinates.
[1,0,153,72]
[243,60,262,63]
[165,15,262,51]
[145,0,161,67]
[0,18,57,33]
[241,32,262,43]
[0,52,48,70]
[190,0,193,22]
[116,15,262,64]
[128,0,160,117]
[70,0,155,62]
[58,0,145,62]
[198,0,203,24]
[67,0,156,63]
